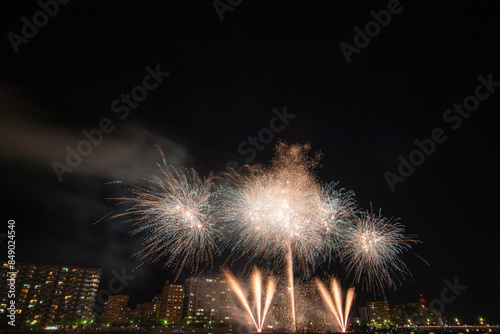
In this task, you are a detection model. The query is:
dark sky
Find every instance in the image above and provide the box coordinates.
[1,0,499,324]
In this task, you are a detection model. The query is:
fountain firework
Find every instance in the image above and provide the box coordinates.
[222,267,276,332]
[339,210,419,292]
[316,277,355,333]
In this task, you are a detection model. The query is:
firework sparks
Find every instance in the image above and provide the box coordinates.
[113,147,223,280]
[339,210,418,292]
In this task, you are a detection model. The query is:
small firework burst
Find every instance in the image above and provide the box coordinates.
[113,147,223,280]
[339,210,418,292]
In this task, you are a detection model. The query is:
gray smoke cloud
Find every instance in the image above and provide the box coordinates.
[0,83,188,183]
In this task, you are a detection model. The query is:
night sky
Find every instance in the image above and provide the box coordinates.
[1,0,499,324]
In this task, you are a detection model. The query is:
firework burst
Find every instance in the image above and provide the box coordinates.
[113,148,223,280]
[339,210,418,292]
[222,142,354,273]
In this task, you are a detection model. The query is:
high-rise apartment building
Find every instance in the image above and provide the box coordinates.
[184,277,233,325]
[158,281,184,324]
[358,306,369,323]
[0,262,101,327]
[101,295,129,324]
[366,300,392,325]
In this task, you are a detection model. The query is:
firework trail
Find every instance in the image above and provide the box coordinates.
[339,210,418,292]
[113,147,224,280]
